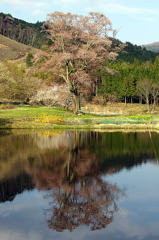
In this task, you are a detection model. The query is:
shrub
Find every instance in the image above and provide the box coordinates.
[0,103,15,110]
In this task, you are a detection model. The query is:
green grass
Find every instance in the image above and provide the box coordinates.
[0,105,106,120]
[0,106,67,118]
[0,105,159,129]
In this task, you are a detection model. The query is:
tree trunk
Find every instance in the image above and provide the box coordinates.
[65,65,81,114]
[146,97,150,112]
[131,97,133,104]
[71,92,81,113]
[125,96,127,105]
[139,96,142,104]
[153,96,156,106]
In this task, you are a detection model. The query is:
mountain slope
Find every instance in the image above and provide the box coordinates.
[1,12,159,63]
[117,41,159,63]
[0,34,37,60]
[141,42,159,53]
[0,13,45,48]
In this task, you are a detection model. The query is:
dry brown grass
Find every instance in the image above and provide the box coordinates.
[0,43,8,48]
[82,102,159,115]
[0,34,37,60]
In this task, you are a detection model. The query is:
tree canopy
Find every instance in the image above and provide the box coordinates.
[34,11,123,112]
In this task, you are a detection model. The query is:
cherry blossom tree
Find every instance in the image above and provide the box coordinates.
[35,11,122,113]
[30,84,71,108]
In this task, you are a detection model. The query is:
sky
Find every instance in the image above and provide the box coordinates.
[1,0,159,45]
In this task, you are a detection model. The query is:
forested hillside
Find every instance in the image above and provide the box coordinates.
[1,12,159,62]
[100,57,159,106]
[117,41,159,63]
[0,12,46,48]
[1,11,159,112]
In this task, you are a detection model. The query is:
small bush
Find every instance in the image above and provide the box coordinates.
[0,104,15,110]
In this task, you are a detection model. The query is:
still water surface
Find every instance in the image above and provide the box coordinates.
[0,130,159,240]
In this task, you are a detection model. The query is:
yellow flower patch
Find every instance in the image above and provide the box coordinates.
[35,113,65,125]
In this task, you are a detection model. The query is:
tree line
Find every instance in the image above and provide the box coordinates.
[100,57,159,110]
[1,11,159,112]
[117,41,159,63]
[32,11,159,112]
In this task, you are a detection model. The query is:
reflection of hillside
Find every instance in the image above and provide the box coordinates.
[0,133,38,180]
[0,172,34,203]
[0,130,159,208]
[31,131,159,173]
[1,130,159,231]
[0,131,159,179]
[0,130,159,182]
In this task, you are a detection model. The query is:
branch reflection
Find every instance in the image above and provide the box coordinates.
[44,176,122,232]
[26,131,125,232]
[2,129,156,231]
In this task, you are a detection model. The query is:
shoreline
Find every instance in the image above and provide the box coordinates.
[1,122,159,131]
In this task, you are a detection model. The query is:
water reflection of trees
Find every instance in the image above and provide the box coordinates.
[44,177,121,232]
[0,173,34,202]
[1,130,159,181]
[1,130,159,231]
[27,146,123,232]
[24,130,159,232]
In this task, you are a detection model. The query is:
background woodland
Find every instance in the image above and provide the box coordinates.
[1,12,159,112]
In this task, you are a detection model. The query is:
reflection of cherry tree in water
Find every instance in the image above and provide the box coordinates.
[26,131,124,232]
[44,176,122,232]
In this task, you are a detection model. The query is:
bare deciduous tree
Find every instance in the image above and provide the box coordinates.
[151,83,159,107]
[35,11,123,113]
[137,78,153,111]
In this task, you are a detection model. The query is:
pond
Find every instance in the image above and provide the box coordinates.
[0,130,159,240]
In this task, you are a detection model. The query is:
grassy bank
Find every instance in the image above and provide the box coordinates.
[0,104,159,130]
[0,34,36,60]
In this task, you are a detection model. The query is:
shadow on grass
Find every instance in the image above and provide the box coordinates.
[0,118,13,129]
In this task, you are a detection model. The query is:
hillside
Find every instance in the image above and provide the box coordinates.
[118,41,159,63]
[0,34,37,60]
[1,12,159,63]
[0,12,45,48]
[141,42,159,53]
